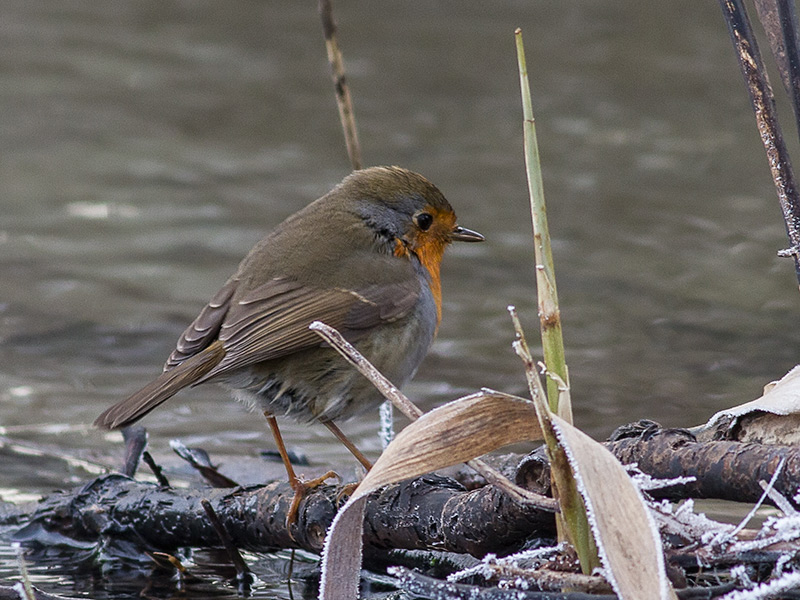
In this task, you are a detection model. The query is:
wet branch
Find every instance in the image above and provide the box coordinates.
[12,423,800,558]
[11,473,555,558]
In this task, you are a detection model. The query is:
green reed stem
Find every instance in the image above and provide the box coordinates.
[515,28,571,422]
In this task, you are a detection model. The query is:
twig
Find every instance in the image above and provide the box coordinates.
[752,0,800,141]
[200,499,254,588]
[507,306,549,412]
[310,321,421,420]
[318,0,362,170]
[731,457,786,536]
[309,320,558,511]
[287,549,296,600]
[392,565,738,600]
[459,561,613,595]
[389,566,618,600]
[469,459,557,511]
[759,478,798,516]
[777,0,800,140]
[142,451,170,487]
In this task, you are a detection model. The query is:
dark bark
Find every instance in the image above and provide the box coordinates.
[10,423,800,561]
[717,0,800,279]
[505,423,800,508]
[605,427,800,506]
[365,475,554,557]
[14,475,333,554]
[10,473,556,558]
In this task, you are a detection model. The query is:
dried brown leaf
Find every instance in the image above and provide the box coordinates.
[550,414,677,600]
[358,390,540,492]
[319,390,543,600]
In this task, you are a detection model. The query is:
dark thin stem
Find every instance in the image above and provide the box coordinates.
[778,0,800,139]
[200,499,253,587]
[719,0,800,283]
[142,451,170,487]
[753,0,800,138]
[287,549,296,600]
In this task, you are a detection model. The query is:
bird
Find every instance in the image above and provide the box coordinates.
[95,165,484,524]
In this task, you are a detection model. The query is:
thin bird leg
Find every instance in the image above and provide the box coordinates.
[320,418,373,471]
[265,412,299,482]
[263,412,338,528]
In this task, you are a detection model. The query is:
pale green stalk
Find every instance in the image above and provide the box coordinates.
[513,31,598,574]
[515,29,572,423]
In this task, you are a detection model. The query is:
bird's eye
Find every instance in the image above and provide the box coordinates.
[414,212,433,231]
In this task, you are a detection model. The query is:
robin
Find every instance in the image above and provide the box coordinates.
[95,166,483,523]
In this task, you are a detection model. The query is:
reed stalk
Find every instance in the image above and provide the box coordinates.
[514,29,572,422]
[319,0,362,171]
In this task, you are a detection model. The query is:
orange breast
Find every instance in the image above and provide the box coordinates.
[394,206,457,331]
[415,236,447,327]
[394,237,442,325]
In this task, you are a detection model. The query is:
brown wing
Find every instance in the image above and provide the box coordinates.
[164,278,238,371]
[194,275,420,382]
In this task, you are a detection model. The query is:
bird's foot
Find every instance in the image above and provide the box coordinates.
[335,481,361,505]
[286,470,340,532]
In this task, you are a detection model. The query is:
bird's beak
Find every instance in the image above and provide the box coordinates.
[451,225,485,242]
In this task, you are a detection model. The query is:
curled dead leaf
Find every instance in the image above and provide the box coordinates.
[319,390,544,600]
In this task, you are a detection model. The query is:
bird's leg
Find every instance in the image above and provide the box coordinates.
[319,418,373,502]
[263,412,338,529]
[319,418,373,471]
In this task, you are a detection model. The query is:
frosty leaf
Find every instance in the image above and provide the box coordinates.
[704,366,800,444]
[707,365,800,425]
[550,414,677,600]
[358,390,540,492]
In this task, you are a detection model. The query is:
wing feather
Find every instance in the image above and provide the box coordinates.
[165,278,238,370]
[194,276,420,382]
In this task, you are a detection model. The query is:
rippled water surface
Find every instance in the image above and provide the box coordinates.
[2,1,799,597]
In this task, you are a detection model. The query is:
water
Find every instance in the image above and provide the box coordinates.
[2,1,799,597]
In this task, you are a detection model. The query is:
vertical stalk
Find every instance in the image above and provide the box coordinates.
[515,29,572,422]
[718,0,800,284]
[319,0,362,170]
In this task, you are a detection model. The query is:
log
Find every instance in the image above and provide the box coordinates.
[508,422,800,508]
[605,423,800,506]
[10,473,556,557]
[9,423,800,560]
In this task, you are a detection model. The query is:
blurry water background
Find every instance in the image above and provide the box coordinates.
[2,1,799,598]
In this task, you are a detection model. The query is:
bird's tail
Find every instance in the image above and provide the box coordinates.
[94,341,226,430]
